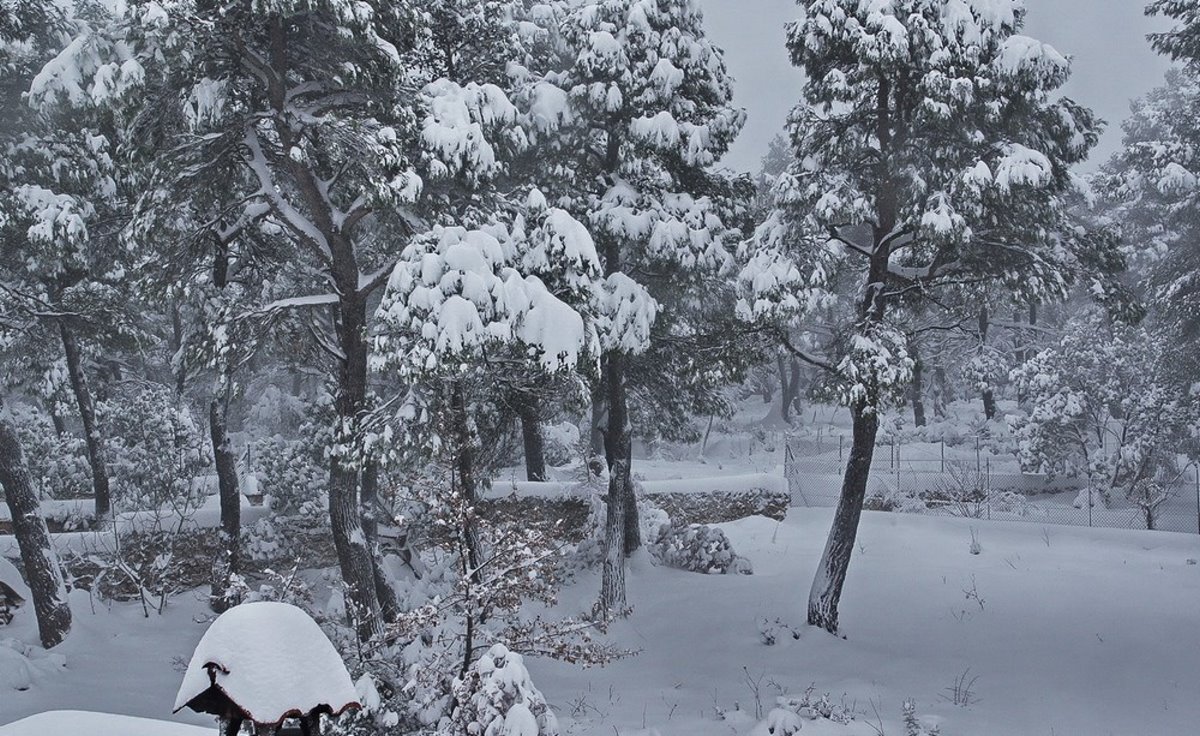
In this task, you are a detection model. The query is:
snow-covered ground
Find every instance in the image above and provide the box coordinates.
[540,510,1200,736]
[4,508,1200,735]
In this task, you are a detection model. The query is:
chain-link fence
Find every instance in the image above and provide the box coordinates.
[784,437,1200,535]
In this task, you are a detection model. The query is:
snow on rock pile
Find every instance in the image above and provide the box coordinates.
[173,601,358,724]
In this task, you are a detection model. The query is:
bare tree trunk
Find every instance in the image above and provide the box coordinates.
[932,365,948,418]
[909,344,926,428]
[0,402,71,648]
[46,402,66,437]
[361,460,400,624]
[451,381,484,580]
[777,354,792,423]
[589,384,606,460]
[329,295,383,643]
[516,391,547,482]
[807,400,880,633]
[208,396,241,612]
[598,352,633,616]
[58,321,110,521]
[978,306,996,420]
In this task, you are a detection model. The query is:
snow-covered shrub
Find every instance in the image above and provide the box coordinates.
[757,617,801,646]
[440,644,559,736]
[252,434,327,515]
[750,689,853,733]
[99,382,210,514]
[1072,486,1106,510]
[650,523,752,575]
[7,404,90,500]
[902,699,941,736]
[751,707,803,736]
[864,484,925,514]
[542,421,580,468]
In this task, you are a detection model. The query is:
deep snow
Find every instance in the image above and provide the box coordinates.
[3,508,1199,735]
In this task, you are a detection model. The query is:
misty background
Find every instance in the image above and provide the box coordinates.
[700,0,1173,173]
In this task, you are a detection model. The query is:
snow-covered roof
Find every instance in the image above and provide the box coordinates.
[172,602,359,725]
[0,556,31,602]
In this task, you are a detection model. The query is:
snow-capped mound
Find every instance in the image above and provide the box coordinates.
[173,601,358,725]
[1,710,212,735]
[0,556,31,603]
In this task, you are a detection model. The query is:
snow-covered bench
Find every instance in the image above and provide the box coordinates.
[174,602,359,736]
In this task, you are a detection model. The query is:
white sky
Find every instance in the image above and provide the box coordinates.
[697,0,1174,173]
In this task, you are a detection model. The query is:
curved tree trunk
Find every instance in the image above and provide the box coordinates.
[807,400,880,633]
[0,403,71,648]
[58,322,110,521]
[208,396,241,612]
[516,391,547,482]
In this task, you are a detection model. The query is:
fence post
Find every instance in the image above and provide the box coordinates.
[986,457,991,521]
[1195,465,1199,535]
[1088,477,1093,528]
[838,435,843,465]
[975,437,981,473]
[940,440,945,473]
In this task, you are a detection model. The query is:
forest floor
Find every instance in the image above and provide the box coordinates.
[3,508,1200,735]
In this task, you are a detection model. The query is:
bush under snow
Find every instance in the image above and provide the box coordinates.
[650,523,752,575]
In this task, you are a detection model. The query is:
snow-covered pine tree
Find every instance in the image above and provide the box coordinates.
[372,191,600,591]
[1098,16,1200,384]
[738,0,1116,633]
[0,1,143,523]
[521,0,746,616]
[77,0,438,642]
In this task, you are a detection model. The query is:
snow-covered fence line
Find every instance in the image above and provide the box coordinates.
[784,437,1200,535]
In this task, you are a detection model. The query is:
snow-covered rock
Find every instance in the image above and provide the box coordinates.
[173,601,358,725]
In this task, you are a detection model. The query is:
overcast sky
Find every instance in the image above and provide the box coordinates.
[697,0,1174,174]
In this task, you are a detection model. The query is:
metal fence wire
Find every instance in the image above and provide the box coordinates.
[784,436,1200,535]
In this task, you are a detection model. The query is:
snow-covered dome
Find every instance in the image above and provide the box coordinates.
[173,602,359,725]
[0,557,31,602]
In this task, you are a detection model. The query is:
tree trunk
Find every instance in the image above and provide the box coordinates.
[329,295,383,643]
[978,306,996,420]
[516,391,547,482]
[777,354,792,423]
[46,403,66,437]
[807,400,880,633]
[0,402,71,648]
[932,366,948,418]
[208,397,241,613]
[909,345,926,428]
[598,353,633,616]
[58,321,110,521]
[788,358,802,417]
[361,460,401,624]
[451,381,484,580]
[807,90,896,634]
[589,384,606,461]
